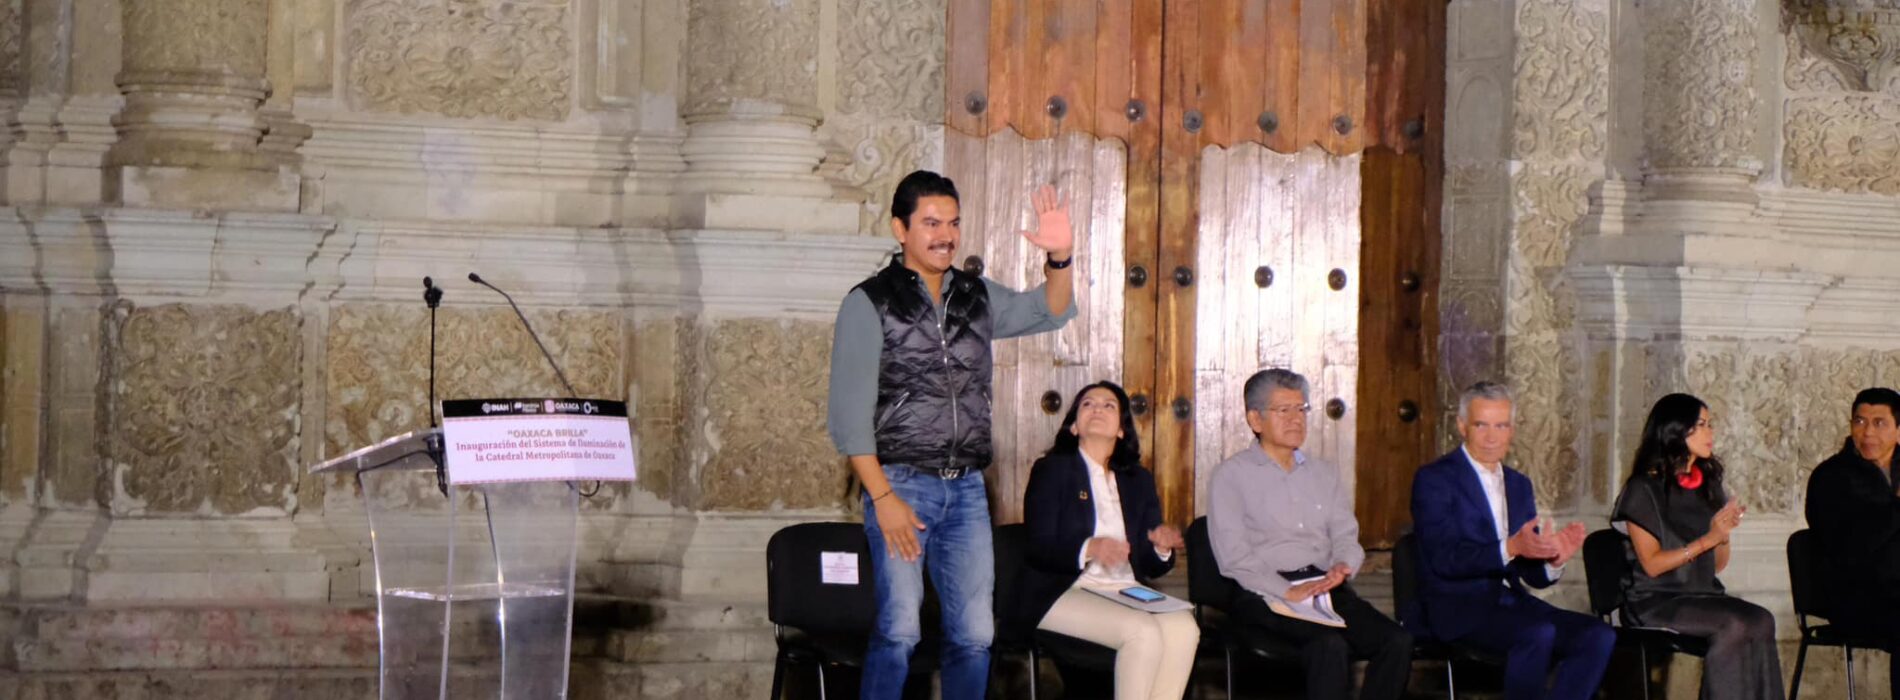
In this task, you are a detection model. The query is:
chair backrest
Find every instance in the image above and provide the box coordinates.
[1392,532,1421,621]
[1186,516,1239,610]
[766,521,878,634]
[991,523,1031,649]
[1786,528,1823,626]
[1581,528,1630,620]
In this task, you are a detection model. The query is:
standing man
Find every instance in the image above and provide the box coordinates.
[1406,381,1611,700]
[1208,368,1414,700]
[1805,387,1900,700]
[827,170,1076,699]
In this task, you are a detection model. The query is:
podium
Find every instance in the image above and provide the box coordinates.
[315,429,579,699]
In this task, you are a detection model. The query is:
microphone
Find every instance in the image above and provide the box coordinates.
[423,277,443,428]
[467,272,579,398]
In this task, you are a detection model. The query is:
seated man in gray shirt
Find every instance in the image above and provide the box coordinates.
[1208,368,1412,700]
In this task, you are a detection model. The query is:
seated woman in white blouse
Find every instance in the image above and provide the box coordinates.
[1011,381,1197,700]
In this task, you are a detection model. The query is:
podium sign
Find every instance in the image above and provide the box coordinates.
[441,398,636,484]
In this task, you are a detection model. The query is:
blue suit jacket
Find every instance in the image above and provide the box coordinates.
[1010,450,1173,638]
[1406,448,1559,640]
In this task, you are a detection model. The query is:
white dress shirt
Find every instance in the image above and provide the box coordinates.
[1074,450,1170,589]
[1461,446,1563,582]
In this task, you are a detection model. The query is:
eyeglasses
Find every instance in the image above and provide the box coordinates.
[1265,403,1311,417]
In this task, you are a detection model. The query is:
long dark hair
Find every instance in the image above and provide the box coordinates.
[1630,393,1725,506]
[1046,381,1143,471]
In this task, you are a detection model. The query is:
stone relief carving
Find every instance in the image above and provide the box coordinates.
[324,304,622,458]
[1680,347,1801,514]
[122,0,268,77]
[346,0,573,121]
[686,0,820,116]
[838,0,944,121]
[112,305,301,514]
[1644,0,1759,170]
[0,0,21,96]
[1512,0,1609,161]
[1505,331,1581,509]
[828,118,944,234]
[1785,96,1900,194]
[1785,30,1854,92]
[1510,164,1593,272]
[690,319,845,510]
[632,317,683,503]
[1786,1,1900,92]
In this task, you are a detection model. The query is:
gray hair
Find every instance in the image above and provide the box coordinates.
[1244,368,1309,413]
[1456,380,1516,422]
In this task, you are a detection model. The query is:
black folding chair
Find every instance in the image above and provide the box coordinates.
[765,521,937,699]
[1393,531,1502,700]
[1185,516,1304,699]
[991,522,1115,700]
[1787,528,1890,700]
[1580,528,1709,700]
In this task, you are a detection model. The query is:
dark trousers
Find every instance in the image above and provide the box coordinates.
[1449,595,1614,700]
[1632,594,1783,700]
[1231,583,1414,700]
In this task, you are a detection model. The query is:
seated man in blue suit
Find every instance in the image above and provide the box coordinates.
[1406,381,1613,700]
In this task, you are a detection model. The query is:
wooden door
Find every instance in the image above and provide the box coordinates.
[948,0,1443,547]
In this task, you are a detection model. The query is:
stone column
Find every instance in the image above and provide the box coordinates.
[109,0,299,210]
[678,0,855,233]
[1639,0,1763,215]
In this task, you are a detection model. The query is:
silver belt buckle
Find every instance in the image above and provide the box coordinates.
[939,466,964,480]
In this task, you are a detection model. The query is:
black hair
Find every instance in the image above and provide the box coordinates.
[890,170,959,228]
[1630,392,1725,507]
[1852,387,1900,421]
[1046,381,1143,472]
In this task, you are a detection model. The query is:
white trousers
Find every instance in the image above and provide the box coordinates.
[1036,587,1201,700]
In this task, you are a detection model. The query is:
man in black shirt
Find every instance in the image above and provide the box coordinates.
[1804,387,1900,698]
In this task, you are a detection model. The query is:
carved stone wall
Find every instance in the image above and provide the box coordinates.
[1783,8,1900,195]
[685,0,820,118]
[1643,0,1759,171]
[344,0,574,121]
[685,318,845,511]
[113,0,274,170]
[110,304,302,515]
[827,0,946,234]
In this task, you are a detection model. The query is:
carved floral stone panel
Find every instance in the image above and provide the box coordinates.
[0,0,21,96]
[346,0,573,121]
[1505,330,1582,510]
[1512,0,1609,161]
[1643,0,1758,170]
[838,0,943,121]
[686,0,820,115]
[112,304,301,514]
[122,0,268,77]
[690,319,845,511]
[1785,96,1900,195]
[324,304,622,459]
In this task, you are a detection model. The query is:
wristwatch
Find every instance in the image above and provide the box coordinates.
[1046,253,1074,270]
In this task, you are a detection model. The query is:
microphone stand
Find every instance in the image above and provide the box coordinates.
[424,277,448,497]
[467,272,600,497]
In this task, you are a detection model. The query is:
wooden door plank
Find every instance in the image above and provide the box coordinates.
[1328,0,1367,154]
[1296,0,1337,151]
[1262,0,1303,153]
[1123,0,1165,471]
[1156,0,1203,524]
[946,0,991,136]
[1224,0,1271,147]
[1195,0,1238,146]
[1095,0,1135,142]
[986,0,1022,136]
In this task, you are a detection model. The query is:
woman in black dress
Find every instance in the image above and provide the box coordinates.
[1611,393,1782,700]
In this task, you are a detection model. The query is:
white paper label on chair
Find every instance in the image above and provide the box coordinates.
[441,398,637,484]
[821,552,859,585]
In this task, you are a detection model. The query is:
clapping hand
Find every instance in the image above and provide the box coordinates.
[1018,185,1073,260]
[1550,520,1588,567]
[1086,537,1131,568]
[1709,499,1746,541]
[1148,524,1185,553]
[1506,520,1561,560]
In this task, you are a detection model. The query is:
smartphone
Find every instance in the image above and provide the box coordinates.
[1118,586,1166,603]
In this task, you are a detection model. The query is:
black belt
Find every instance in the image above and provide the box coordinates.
[896,463,980,480]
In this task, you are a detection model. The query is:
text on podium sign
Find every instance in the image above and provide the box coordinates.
[441,398,637,484]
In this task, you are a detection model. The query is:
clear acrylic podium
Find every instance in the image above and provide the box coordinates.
[314,429,580,699]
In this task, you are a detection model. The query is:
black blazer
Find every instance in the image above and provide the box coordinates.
[1009,450,1174,637]
[1805,444,1900,617]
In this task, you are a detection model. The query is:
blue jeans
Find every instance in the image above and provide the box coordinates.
[860,464,994,700]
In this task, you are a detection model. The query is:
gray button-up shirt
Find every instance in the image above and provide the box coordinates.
[1207,446,1364,598]
[826,274,1076,457]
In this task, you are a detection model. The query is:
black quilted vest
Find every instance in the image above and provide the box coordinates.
[854,255,994,470]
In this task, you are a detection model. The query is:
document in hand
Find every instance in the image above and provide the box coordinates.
[1264,575,1348,628]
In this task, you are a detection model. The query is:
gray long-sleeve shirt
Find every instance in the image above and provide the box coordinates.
[1207,446,1365,598]
[826,275,1076,457]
